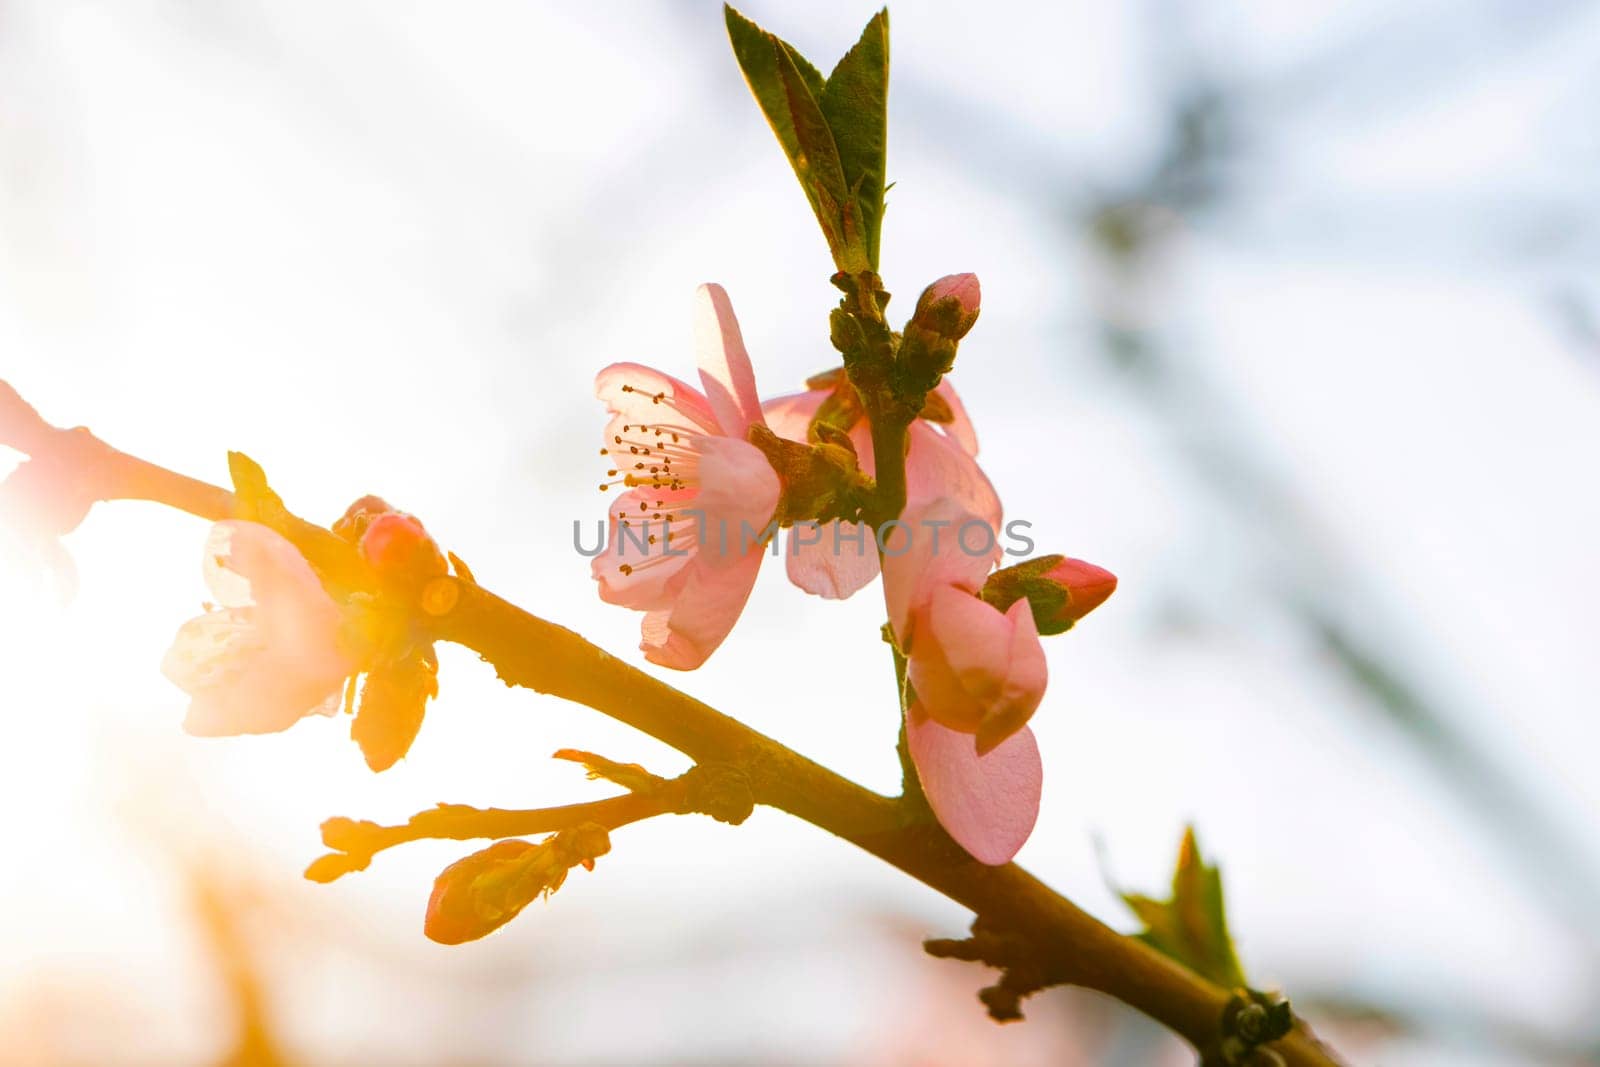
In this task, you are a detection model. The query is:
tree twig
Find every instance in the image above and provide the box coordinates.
[0,380,1342,1066]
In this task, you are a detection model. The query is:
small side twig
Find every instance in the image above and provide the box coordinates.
[305,761,756,883]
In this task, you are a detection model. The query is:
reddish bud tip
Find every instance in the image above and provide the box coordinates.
[331,495,394,543]
[361,512,447,583]
[1045,557,1117,623]
[912,273,982,341]
[980,554,1117,636]
[923,273,981,313]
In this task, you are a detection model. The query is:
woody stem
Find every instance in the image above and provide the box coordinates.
[866,420,908,528]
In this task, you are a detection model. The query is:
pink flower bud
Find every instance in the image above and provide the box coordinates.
[360,511,447,584]
[911,273,981,341]
[332,495,394,544]
[1041,557,1117,625]
[980,554,1117,636]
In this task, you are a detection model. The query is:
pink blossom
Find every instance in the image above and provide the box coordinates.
[592,284,781,669]
[882,499,1048,865]
[762,378,997,600]
[162,520,357,736]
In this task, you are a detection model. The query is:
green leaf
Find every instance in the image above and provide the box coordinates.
[819,10,889,270]
[725,5,888,273]
[1122,826,1248,989]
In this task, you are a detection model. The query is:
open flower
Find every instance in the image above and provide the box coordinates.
[883,498,1048,865]
[762,376,998,600]
[162,520,357,736]
[592,284,781,669]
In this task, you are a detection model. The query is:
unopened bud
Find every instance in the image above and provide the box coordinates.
[424,824,611,946]
[332,495,393,543]
[980,554,1117,636]
[424,839,542,945]
[361,511,448,584]
[910,273,981,342]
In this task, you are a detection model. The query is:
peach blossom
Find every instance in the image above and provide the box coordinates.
[162,521,356,736]
[592,284,781,669]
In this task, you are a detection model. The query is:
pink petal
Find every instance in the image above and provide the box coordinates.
[909,592,1048,752]
[929,380,979,455]
[880,498,996,642]
[162,609,346,736]
[595,362,719,438]
[923,584,1014,697]
[202,522,343,651]
[170,522,353,736]
[905,622,979,732]
[904,423,1001,553]
[689,435,783,541]
[637,436,780,669]
[760,389,826,441]
[907,706,1041,865]
[785,521,880,599]
[183,682,343,737]
[592,485,698,609]
[980,600,1049,754]
[694,284,765,437]
[639,545,766,670]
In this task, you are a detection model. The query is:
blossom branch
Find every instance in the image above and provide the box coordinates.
[0,381,1340,1067]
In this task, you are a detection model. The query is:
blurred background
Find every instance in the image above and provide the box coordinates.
[2,1,1599,1064]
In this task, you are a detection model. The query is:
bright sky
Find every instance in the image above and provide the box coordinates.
[3,2,1599,1064]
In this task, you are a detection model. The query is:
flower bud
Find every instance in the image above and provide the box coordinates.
[360,511,448,584]
[910,273,981,342]
[423,825,612,945]
[424,839,542,945]
[332,495,394,543]
[980,554,1116,636]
